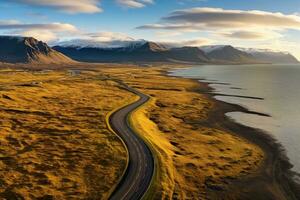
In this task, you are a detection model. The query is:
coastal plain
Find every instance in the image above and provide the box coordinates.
[0,65,264,199]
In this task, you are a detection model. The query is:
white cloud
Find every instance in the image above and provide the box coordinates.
[137,7,300,41]
[160,37,214,47]
[219,30,282,40]
[138,8,300,30]
[0,21,77,32]
[56,31,140,48]
[0,20,78,42]
[12,0,102,14]
[116,0,154,8]
[85,31,134,41]
[20,29,58,42]
[160,7,300,29]
[134,7,300,57]
[10,0,154,13]
[155,31,183,38]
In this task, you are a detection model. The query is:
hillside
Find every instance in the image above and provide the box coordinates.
[0,36,74,64]
[239,48,299,64]
[165,47,210,62]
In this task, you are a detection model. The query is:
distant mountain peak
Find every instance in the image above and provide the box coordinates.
[134,41,168,52]
[199,44,255,63]
[200,45,229,53]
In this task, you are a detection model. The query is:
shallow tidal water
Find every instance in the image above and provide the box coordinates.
[170,64,300,177]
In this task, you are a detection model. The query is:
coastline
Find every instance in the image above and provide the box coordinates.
[166,68,300,199]
[2,64,299,199]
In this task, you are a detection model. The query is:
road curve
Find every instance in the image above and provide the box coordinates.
[109,86,154,200]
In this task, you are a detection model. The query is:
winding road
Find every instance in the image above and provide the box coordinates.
[108,85,155,200]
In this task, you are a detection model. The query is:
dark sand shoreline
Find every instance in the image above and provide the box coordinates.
[166,69,300,199]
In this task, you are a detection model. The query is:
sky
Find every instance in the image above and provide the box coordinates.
[0,0,300,58]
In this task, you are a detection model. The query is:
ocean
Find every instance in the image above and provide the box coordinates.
[170,64,300,177]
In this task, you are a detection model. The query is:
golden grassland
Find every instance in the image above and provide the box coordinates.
[0,69,134,199]
[0,65,264,200]
[100,67,264,199]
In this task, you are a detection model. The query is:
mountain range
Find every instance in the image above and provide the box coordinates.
[53,40,299,64]
[52,41,211,63]
[0,36,298,64]
[238,48,299,64]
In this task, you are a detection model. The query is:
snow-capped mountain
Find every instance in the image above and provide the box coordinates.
[199,45,228,54]
[55,39,147,50]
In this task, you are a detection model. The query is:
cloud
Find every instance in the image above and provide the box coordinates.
[220,30,282,40]
[0,20,78,42]
[159,37,215,48]
[56,31,140,48]
[155,31,182,38]
[161,7,300,29]
[116,0,154,8]
[137,23,199,31]
[0,21,77,32]
[85,31,134,41]
[137,7,300,41]
[20,29,58,42]
[11,0,102,14]
[9,0,153,13]
[136,7,300,48]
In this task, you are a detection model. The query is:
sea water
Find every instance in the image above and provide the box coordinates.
[170,64,300,176]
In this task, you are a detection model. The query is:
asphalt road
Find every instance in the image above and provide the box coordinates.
[109,86,154,200]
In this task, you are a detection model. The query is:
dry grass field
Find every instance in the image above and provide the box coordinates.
[0,69,134,199]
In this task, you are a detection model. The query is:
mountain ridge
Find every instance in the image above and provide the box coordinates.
[200,45,256,63]
[53,41,210,63]
[238,47,299,64]
[202,45,299,64]
[0,36,75,64]
[54,40,298,64]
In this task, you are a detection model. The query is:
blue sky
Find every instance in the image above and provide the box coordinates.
[0,0,300,58]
